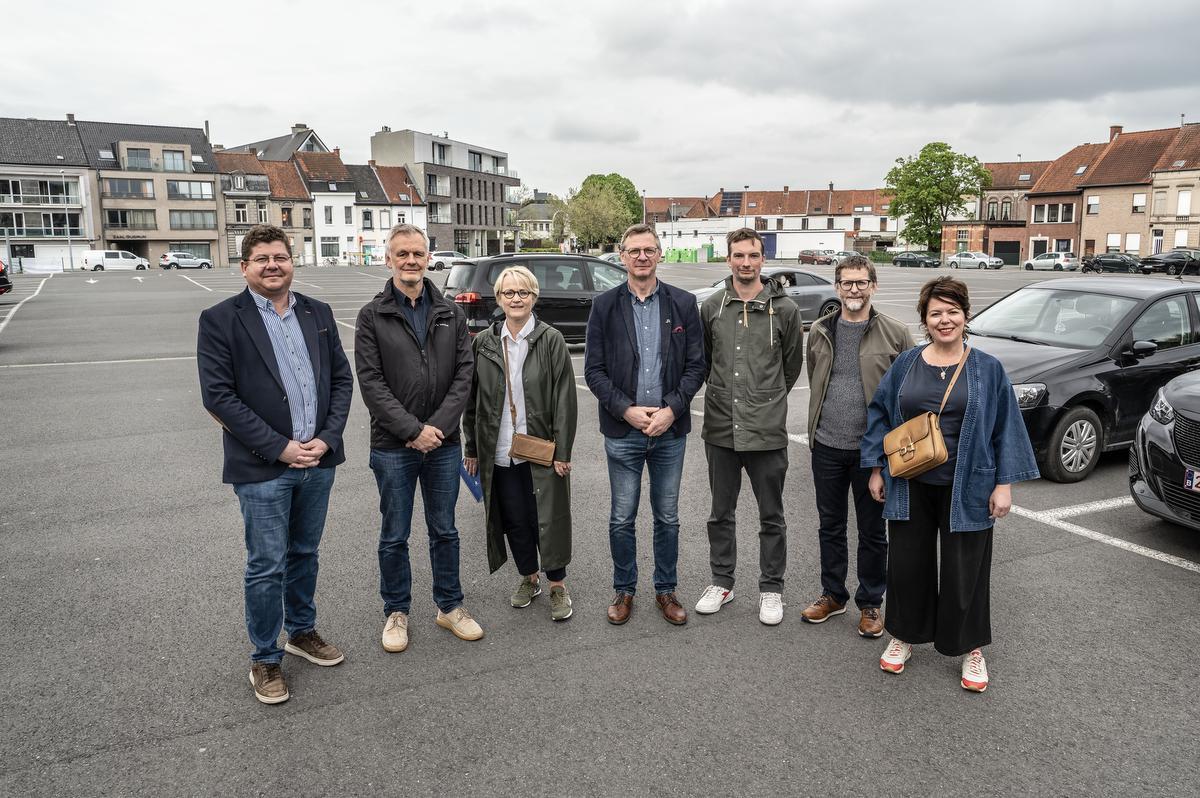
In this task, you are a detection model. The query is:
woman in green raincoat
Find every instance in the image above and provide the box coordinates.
[463,265,578,621]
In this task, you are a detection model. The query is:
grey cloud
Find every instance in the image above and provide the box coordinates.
[549,118,640,144]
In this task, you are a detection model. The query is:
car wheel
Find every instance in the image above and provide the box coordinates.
[819,300,841,318]
[1042,406,1103,483]
[1024,263,1032,270]
[136,264,145,270]
[949,261,957,269]
[1127,265,1139,274]
[1168,264,1179,276]
[94,265,103,271]
[201,262,212,269]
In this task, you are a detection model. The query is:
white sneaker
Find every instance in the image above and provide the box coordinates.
[758,592,783,625]
[880,638,912,673]
[382,611,409,653]
[961,649,989,692]
[436,605,484,641]
[695,585,734,614]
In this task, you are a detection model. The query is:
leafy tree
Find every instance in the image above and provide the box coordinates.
[564,181,635,248]
[885,142,991,252]
[580,173,642,226]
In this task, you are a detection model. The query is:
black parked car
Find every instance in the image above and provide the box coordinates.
[443,253,627,343]
[0,257,11,296]
[892,251,940,268]
[1082,253,1148,274]
[968,277,1200,482]
[1140,250,1198,276]
[1130,371,1200,531]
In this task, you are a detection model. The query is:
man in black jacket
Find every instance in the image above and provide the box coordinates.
[198,225,353,705]
[356,223,481,652]
[584,223,707,626]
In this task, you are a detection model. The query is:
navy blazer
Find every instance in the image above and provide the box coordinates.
[198,288,354,484]
[583,280,706,438]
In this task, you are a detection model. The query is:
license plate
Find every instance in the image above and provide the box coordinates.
[1185,469,1200,492]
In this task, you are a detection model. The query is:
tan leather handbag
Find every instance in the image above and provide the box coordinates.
[502,336,555,467]
[883,346,970,480]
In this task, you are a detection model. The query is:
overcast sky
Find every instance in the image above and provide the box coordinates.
[6,0,1199,198]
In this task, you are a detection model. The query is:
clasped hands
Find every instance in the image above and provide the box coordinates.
[280,437,330,469]
[623,405,676,437]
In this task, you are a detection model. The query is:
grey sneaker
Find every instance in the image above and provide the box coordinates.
[549,585,573,621]
[511,575,542,608]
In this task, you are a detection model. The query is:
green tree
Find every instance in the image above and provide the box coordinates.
[565,181,636,248]
[885,142,991,253]
[580,173,642,224]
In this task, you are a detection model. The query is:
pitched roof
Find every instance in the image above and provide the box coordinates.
[1080,127,1178,187]
[74,119,217,172]
[294,151,353,190]
[374,164,425,205]
[643,196,710,216]
[345,164,388,204]
[1153,124,1200,173]
[212,151,265,175]
[228,129,327,161]
[259,160,309,201]
[1028,142,1108,195]
[0,117,89,166]
[985,161,1052,189]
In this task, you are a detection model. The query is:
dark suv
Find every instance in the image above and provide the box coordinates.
[0,257,11,296]
[1131,370,1200,532]
[443,253,627,343]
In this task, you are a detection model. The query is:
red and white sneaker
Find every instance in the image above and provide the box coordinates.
[961,649,989,692]
[880,638,912,674]
[695,585,734,614]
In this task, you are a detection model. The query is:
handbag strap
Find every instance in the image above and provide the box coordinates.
[501,331,519,429]
[936,345,971,414]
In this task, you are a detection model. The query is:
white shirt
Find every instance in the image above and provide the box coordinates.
[495,315,535,466]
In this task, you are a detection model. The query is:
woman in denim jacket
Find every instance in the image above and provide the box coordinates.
[860,277,1038,692]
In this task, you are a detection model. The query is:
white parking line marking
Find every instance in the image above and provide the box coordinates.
[336,320,356,331]
[0,355,196,369]
[1040,496,1136,518]
[292,279,324,289]
[179,274,212,292]
[1009,504,1200,574]
[0,275,52,337]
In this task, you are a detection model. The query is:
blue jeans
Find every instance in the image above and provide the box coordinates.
[604,430,687,595]
[371,444,464,615]
[233,466,336,664]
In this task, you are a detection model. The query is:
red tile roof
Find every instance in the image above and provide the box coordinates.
[1029,143,1108,195]
[294,151,350,182]
[1080,127,1178,187]
[985,161,1052,189]
[260,160,309,200]
[374,165,425,205]
[212,150,265,175]
[1153,124,1200,173]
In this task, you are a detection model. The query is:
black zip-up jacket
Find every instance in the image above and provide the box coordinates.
[355,277,474,449]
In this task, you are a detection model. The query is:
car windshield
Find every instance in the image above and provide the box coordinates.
[969,288,1138,349]
[444,263,475,291]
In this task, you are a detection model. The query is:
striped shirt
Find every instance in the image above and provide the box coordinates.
[250,290,317,442]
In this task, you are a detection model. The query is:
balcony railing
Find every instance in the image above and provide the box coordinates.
[170,222,217,230]
[0,226,83,237]
[428,213,452,224]
[219,177,270,193]
[106,222,157,230]
[167,191,216,201]
[0,193,82,205]
[101,191,154,199]
[123,157,192,173]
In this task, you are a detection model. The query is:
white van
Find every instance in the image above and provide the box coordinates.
[82,250,149,271]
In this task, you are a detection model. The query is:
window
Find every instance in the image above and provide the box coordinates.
[281,207,293,227]
[433,142,448,165]
[1054,239,1071,252]
[1173,159,1187,168]
[234,203,248,223]
[1001,198,1012,220]
[257,203,268,224]
[1074,165,1088,175]
[1178,190,1192,217]
[589,262,626,291]
[776,218,783,230]
[303,208,312,227]
[468,151,483,171]
[1154,191,1167,215]
[1033,204,1045,223]
[105,209,155,229]
[169,210,216,229]
[1018,173,1031,181]
[167,180,213,200]
[103,178,153,198]
[1152,229,1164,253]
[1087,196,1099,215]
[987,200,997,220]
[328,183,337,191]
[1047,204,1059,223]
[1061,203,1074,223]
[320,236,339,257]
[1175,229,1190,248]
[162,150,185,172]
[381,210,390,228]
[126,148,151,169]
[827,217,834,229]
[1131,296,1191,350]
[1132,193,1146,213]
[234,175,245,190]
[853,217,862,231]
[880,217,888,231]
[324,206,332,225]
[957,229,969,242]
[1106,233,1121,252]
[1126,233,1140,253]
[801,217,808,230]
[362,209,373,229]
[344,206,352,225]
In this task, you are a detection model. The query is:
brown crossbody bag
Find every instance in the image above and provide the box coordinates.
[882,346,970,480]
[502,336,556,467]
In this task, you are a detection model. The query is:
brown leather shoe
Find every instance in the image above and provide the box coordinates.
[607,593,633,625]
[800,594,847,624]
[858,607,884,638]
[655,592,688,625]
[249,662,289,705]
[284,629,345,666]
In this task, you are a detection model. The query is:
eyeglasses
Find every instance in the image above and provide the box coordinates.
[499,289,535,299]
[623,247,660,258]
[837,279,872,290]
[248,254,293,266]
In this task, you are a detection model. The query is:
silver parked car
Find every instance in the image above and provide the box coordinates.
[159,251,212,269]
[692,267,841,323]
[1024,251,1079,271]
[948,251,1003,269]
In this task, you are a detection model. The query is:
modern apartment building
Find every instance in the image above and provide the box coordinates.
[369,127,519,254]
[75,119,222,266]
[0,116,100,270]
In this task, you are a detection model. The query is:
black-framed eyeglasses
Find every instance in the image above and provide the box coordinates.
[837,279,872,290]
[499,289,535,299]
[248,254,293,266]
[623,247,660,258]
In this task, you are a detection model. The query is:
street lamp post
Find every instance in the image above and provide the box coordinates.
[743,184,750,230]
[60,169,74,271]
[642,189,646,224]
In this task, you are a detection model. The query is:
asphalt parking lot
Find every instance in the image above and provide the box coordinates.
[2,262,1198,796]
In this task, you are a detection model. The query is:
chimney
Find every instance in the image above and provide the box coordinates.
[65,113,75,126]
[213,144,224,152]
[292,123,307,134]
[381,125,391,133]
[782,185,789,193]
[204,120,210,140]
[333,147,340,157]
[1110,125,1123,141]
[829,182,834,192]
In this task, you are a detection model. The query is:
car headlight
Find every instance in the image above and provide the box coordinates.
[1012,383,1046,409]
[1149,389,1174,425]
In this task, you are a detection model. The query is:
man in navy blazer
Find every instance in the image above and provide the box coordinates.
[198,225,353,705]
[584,223,706,626]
